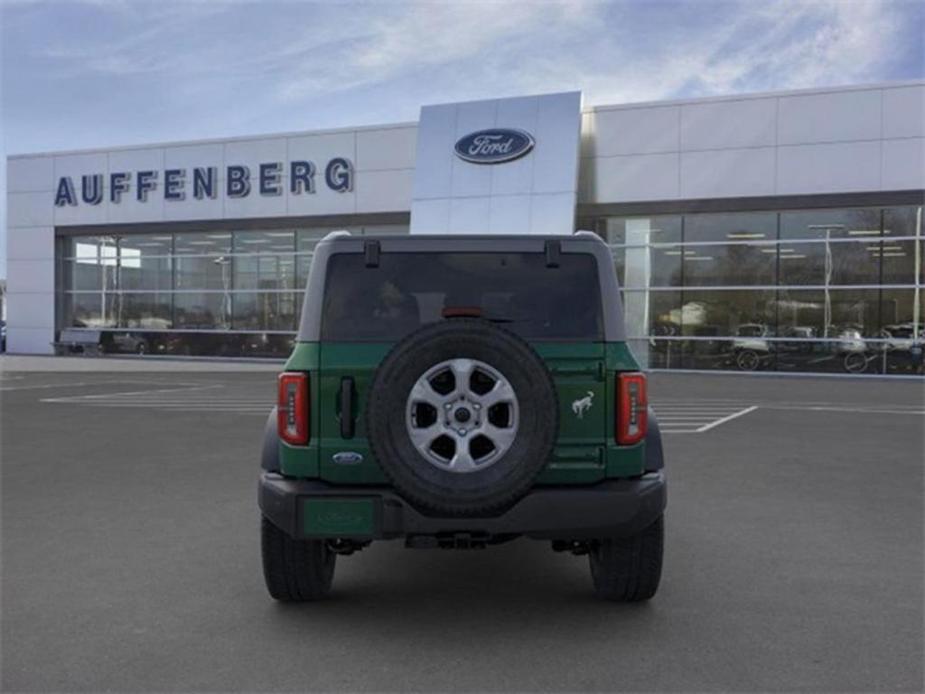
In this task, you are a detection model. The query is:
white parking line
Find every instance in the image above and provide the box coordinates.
[695,405,759,432]
[40,384,270,414]
[652,401,760,434]
[759,404,924,416]
[2,381,101,391]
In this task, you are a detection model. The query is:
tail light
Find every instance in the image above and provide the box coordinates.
[278,372,309,445]
[616,372,647,445]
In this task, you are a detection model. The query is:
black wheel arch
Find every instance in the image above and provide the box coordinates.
[261,407,280,472]
[645,406,664,472]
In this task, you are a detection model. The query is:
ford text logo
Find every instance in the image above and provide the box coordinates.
[454,128,535,164]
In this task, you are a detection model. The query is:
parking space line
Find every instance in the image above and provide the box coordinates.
[38,383,270,414]
[759,405,924,416]
[42,384,222,401]
[695,405,759,432]
[651,401,760,434]
[2,381,102,391]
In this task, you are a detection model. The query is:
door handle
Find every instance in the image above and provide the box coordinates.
[338,377,355,439]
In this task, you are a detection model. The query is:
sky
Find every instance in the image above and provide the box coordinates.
[1,0,924,277]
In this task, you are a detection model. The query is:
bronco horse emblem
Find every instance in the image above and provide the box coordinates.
[571,391,594,419]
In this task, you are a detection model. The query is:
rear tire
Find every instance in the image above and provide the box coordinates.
[261,517,336,601]
[589,515,664,602]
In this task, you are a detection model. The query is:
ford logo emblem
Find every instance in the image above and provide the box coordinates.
[332,451,363,465]
[454,128,535,164]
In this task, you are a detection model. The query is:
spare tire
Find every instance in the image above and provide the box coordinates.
[366,319,558,516]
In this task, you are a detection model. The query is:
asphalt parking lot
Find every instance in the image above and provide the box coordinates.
[1,360,923,692]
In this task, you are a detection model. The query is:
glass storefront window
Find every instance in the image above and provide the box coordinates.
[877,204,923,285]
[174,231,232,255]
[119,257,172,291]
[683,212,777,243]
[63,293,117,329]
[597,205,922,374]
[234,230,294,254]
[648,291,682,337]
[614,245,684,288]
[233,292,297,331]
[119,293,173,330]
[883,206,922,238]
[56,224,410,354]
[63,235,119,261]
[777,289,881,338]
[777,240,882,285]
[234,254,295,290]
[680,244,776,286]
[174,293,231,330]
[880,289,921,333]
[174,255,232,290]
[601,216,681,246]
[679,290,777,337]
[878,240,919,285]
[60,260,117,292]
[780,208,883,240]
[51,214,915,370]
[119,234,173,257]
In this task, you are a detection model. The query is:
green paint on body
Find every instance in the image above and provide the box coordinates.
[279,339,646,483]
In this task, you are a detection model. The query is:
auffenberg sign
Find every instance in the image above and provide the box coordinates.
[53,157,354,207]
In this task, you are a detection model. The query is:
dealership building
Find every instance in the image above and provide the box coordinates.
[5,81,923,374]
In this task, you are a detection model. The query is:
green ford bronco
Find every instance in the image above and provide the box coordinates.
[259,232,666,601]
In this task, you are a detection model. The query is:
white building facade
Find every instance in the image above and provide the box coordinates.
[6,82,924,374]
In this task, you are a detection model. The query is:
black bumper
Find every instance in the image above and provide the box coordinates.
[259,472,666,541]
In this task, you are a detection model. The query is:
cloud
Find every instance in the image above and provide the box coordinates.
[1,0,921,155]
[263,0,920,109]
[273,2,599,102]
[511,0,913,105]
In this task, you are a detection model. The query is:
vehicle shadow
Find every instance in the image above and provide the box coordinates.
[262,538,662,634]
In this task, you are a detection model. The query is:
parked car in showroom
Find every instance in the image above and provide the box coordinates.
[102,331,150,355]
[731,323,773,371]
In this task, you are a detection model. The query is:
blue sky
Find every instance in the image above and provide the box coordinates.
[1,0,923,276]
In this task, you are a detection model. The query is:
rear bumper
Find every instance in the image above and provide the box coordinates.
[258,471,666,541]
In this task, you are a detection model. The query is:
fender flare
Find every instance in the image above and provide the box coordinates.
[261,407,280,472]
[645,406,664,472]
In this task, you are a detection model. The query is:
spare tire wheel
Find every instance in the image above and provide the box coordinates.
[366,319,558,516]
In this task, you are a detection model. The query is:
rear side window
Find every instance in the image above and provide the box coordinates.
[321,252,602,341]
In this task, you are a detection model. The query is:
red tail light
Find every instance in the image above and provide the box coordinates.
[278,372,309,445]
[616,372,647,445]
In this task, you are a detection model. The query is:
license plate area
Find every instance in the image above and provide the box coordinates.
[301,497,379,538]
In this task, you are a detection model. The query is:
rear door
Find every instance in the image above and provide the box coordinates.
[315,248,608,485]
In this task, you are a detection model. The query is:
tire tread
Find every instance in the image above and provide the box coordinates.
[261,517,335,601]
[590,515,663,602]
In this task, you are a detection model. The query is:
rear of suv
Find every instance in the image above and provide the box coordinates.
[259,232,666,601]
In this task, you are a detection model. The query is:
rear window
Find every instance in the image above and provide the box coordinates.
[320,251,603,341]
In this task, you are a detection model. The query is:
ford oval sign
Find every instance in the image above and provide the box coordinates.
[454,128,535,164]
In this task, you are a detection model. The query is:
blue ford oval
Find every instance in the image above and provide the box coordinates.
[454,128,535,164]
